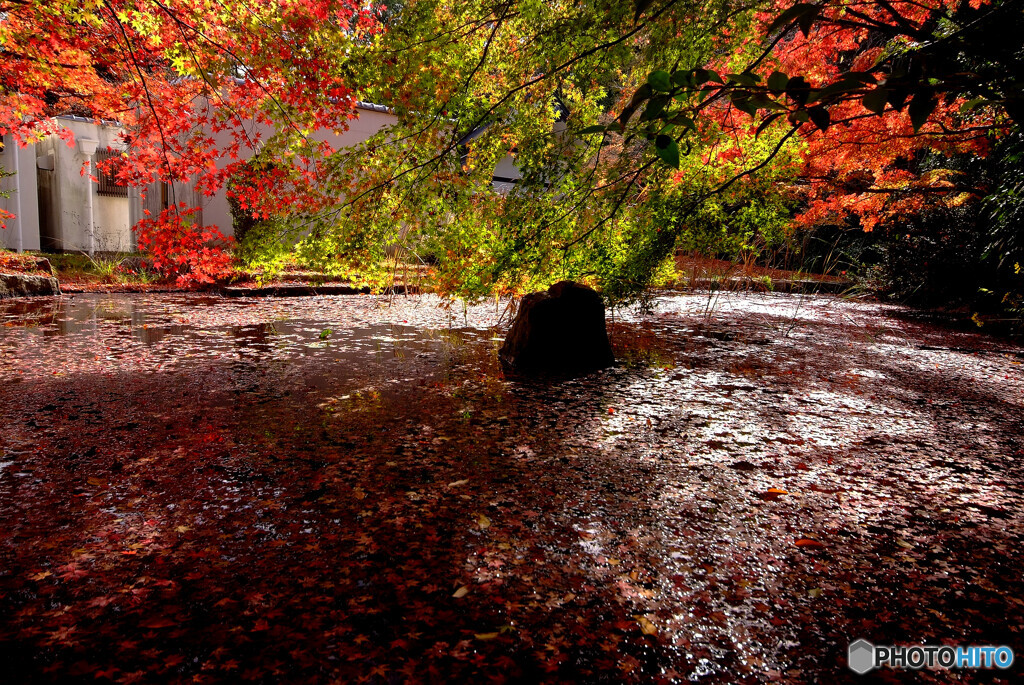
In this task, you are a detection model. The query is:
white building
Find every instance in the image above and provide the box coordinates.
[1,103,524,255]
[2,116,156,255]
[0,129,40,252]
[35,117,138,253]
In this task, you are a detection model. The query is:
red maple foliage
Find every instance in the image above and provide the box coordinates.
[664,1,1008,232]
[758,0,1001,231]
[0,0,379,280]
[134,205,233,286]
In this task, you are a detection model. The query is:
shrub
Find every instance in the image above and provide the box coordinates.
[134,205,234,286]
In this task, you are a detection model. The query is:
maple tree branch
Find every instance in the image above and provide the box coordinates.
[825,107,1005,137]
[854,0,925,40]
[714,125,799,197]
[748,17,797,73]
[504,136,640,250]
[159,4,263,157]
[454,4,512,115]
[557,123,798,274]
[332,0,687,211]
[101,0,180,209]
[0,48,87,71]
[350,7,522,186]
[147,0,329,165]
[377,15,508,55]
[858,186,984,194]
[559,158,658,250]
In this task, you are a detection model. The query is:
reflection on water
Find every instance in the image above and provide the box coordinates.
[0,294,503,394]
[1,292,1023,683]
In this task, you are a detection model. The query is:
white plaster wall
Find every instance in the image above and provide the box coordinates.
[492,155,520,181]
[491,121,564,193]
[199,107,400,236]
[42,118,131,252]
[20,106,527,252]
[93,196,131,252]
[0,136,41,251]
[491,155,522,195]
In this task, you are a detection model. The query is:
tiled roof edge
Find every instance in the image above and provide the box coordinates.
[355,101,392,114]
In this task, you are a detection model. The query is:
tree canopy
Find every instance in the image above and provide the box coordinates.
[274,0,1019,300]
[2,0,1021,297]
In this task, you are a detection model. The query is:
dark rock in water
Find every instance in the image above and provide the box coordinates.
[500,281,614,373]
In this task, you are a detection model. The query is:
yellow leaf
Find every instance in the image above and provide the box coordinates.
[635,615,658,635]
[474,632,499,640]
[476,514,491,529]
[452,585,470,598]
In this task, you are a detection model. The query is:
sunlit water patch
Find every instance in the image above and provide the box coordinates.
[1,291,1022,683]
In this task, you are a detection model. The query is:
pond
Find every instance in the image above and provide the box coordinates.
[1,291,1022,682]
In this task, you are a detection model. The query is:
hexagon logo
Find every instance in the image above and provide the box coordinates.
[848,639,876,674]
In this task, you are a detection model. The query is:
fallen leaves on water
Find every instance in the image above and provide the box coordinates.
[1,292,1022,683]
[757,487,789,501]
[794,538,826,549]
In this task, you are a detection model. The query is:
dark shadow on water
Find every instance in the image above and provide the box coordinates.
[1,293,1023,683]
[0,294,704,682]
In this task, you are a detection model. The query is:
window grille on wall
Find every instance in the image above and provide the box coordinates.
[95,149,128,197]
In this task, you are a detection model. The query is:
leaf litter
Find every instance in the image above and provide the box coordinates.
[0,291,1022,683]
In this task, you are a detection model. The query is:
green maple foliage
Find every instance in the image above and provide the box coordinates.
[252,0,1016,301]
